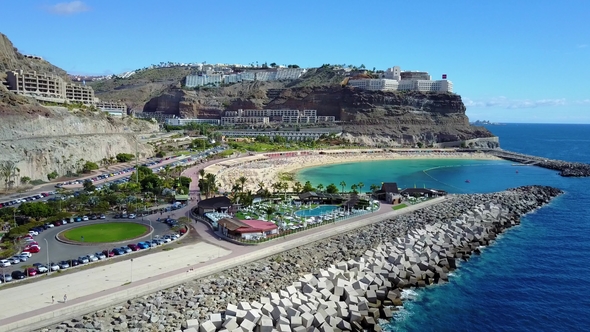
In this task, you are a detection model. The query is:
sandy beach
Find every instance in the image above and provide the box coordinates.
[207,150,501,192]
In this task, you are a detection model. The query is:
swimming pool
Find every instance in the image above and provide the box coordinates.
[295,205,340,217]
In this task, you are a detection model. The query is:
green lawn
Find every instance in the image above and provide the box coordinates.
[392,204,408,210]
[63,222,148,243]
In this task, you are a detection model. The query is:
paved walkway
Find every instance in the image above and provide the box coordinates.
[0,152,446,332]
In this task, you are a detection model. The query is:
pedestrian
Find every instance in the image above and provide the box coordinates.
[63,294,67,303]
[51,296,55,304]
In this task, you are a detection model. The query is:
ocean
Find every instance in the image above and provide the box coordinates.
[297,123,590,331]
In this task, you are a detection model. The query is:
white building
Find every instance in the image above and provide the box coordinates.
[348,65,453,93]
[165,118,220,126]
[348,79,399,91]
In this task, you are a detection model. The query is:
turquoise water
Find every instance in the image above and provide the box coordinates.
[296,123,590,331]
[295,205,339,217]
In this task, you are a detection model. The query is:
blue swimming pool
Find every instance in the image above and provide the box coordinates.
[295,205,340,217]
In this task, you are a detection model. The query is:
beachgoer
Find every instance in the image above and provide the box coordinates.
[51,296,55,304]
[63,294,67,303]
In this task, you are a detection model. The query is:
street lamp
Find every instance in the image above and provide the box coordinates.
[44,238,50,275]
[130,258,133,283]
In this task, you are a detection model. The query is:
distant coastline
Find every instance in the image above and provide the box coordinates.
[471,120,505,126]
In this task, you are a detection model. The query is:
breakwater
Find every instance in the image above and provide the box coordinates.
[40,186,562,332]
[474,149,590,177]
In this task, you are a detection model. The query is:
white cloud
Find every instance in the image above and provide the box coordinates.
[46,1,89,15]
[464,97,570,109]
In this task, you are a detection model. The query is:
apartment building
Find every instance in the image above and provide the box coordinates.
[6,70,67,103]
[348,78,399,91]
[221,116,270,125]
[165,118,220,126]
[348,65,453,93]
[219,130,330,141]
[66,83,95,104]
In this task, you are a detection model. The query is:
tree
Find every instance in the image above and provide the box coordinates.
[270,62,277,68]
[316,183,324,193]
[263,206,277,222]
[326,183,338,194]
[47,171,59,181]
[358,182,364,194]
[82,161,99,173]
[116,153,135,163]
[292,181,303,194]
[0,161,20,190]
[350,184,358,193]
[83,179,96,192]
[238,176,247,193]
[302,181,314,193]
[370,184,379,193]
[20,176,31,185]
[339,181,347,193]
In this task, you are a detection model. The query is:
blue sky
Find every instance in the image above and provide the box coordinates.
[2,0,589,123]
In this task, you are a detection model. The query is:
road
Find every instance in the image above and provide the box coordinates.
[2,217,175,276]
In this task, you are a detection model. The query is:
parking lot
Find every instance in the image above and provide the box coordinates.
[0,216,182,284]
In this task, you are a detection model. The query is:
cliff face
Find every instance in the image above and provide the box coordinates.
[143,85,496,147]
[0,108,158,182]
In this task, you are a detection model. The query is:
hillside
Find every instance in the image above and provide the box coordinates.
[0,33,159,183]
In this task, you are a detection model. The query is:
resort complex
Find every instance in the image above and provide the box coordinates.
[347,66,453,92]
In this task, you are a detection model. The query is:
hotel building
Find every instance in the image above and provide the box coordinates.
[6,70,96,104]
[348,65,453,93]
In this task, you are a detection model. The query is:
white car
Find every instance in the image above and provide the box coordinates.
[20,252,32,258]
[28,230,38,236]
[82,215,89,221]
[35,264,49,273]
[99,214,106,219]
[128,214,136,219]
[49,263,60,271]
[87,254,98,262]
[0,260,11,267]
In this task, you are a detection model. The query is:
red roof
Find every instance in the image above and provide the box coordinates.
[236,219,278,233]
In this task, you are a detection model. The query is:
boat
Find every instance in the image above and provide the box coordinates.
[465,180,470,183]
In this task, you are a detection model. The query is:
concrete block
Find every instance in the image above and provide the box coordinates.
[186,319,200,329]
[348,310,362,322]
[292,327,306,332]
[210,313,223,329]
[223,317,240,331]
[236,309,247,324]
[319,322,334,332]
[270,292,281,301]
[312,311,326,327]
[184,328,198,332]
[239,302,252,311]
[239,319,257,332]
[277,324,291,332]
[271,306,287,321]
[280,298,293,309]
[286,306,300,317]
[245,309,262,325]
[337,319,351,331]
[199,320,217,332]
[289,315,303,328]
[286,286,297,296]
[259,317,274,332]
[300,312,314,328]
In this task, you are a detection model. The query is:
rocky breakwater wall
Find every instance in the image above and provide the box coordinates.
[41,186,561,332]
[184,186,561,332]
[483,149,590,177]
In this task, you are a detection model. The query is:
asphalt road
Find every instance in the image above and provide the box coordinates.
[1,217,174,275]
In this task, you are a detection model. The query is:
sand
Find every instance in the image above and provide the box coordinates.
[208,150,501,192]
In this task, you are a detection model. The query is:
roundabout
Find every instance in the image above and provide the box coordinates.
[60,222,151,243]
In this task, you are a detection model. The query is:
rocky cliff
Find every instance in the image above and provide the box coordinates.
[0,107,158,182]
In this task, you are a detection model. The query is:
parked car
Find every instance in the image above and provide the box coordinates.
[120,246,132,254]
[127,244,139,251]
[100,214,106,219]
[24,245,40,254]
[102,249,115,257]
[17,254,29,262]
[69,259,80,267]
[78,256,89,264]
[58,261,70,269]
[95,252,107,260]
[137,242,149,250]
[8,256,21,264]
[112,248,125,256]
[87,254,98,262]
[33,263,48,273]
[11,270,26,280]
[82,215,89,221]
[49,262,60,271]
[24,267,37,277]
[74,217,82,222]
[0,259,11,267]
[19,251,32,258]
[128,213,136,219]
[0,274,12,282]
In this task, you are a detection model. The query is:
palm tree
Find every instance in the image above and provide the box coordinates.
[292,181,303,194]
[316,183,324,193]
[271,182,281,195]
[263,206,277,222]
[0,161,20,190]
[237,176,247,193]
[340,181,347,193]
[204,173,217,198]
[370,183,379,193]
[350,184,358,193]
[358,182,364,194]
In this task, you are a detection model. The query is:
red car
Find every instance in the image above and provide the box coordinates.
[53,221,62,227]
[127,244,139,251]
[24,246,40,254]
[102,249,115,257]
[25,267,37,277]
